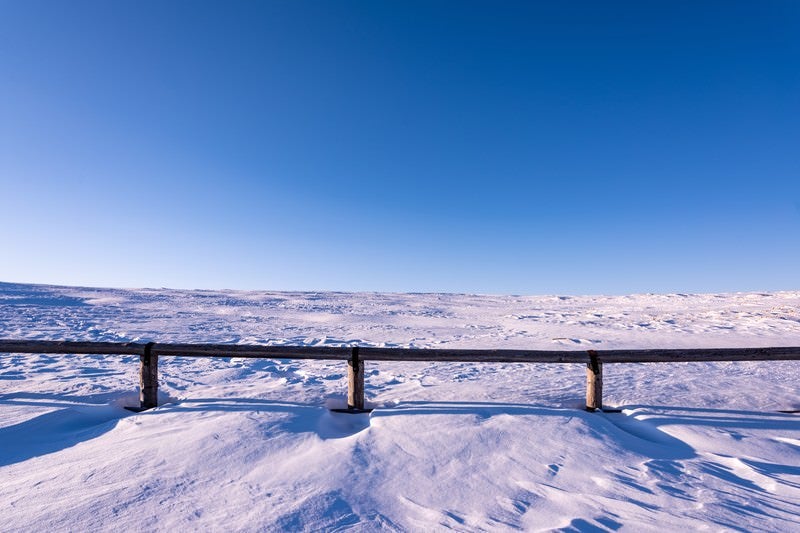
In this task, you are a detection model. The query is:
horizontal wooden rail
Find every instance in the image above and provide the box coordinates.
[0,340,147,356]
[2,340,799,363]
[1,339,799,412]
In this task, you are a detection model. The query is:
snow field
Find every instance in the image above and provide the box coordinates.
[1,282,799,531]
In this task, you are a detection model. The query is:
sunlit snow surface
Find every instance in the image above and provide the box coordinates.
[1,282,799,531]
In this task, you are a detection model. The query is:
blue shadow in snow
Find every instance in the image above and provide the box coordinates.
[7,397,790,468]
[370,400,697,460]
[0,392,133,467]
[0,295,87,307]
[619,404,800,432]
[162,397,372,440]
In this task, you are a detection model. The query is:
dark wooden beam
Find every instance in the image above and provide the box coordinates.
[591,347,800,363]
[1,339,799,364]
[0,339,146,355]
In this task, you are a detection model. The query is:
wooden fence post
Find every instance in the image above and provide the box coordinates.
[347,346,365,410]
[586,351,602,411]
[139,342,158,410]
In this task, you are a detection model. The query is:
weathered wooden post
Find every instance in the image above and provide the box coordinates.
[586,351,602,411]
[139,342,158,410]
[347,346,365,410]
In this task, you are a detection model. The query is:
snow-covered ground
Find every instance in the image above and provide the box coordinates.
[1,282,799,531]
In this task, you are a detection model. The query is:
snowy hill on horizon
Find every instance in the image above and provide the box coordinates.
[1,282,799,531]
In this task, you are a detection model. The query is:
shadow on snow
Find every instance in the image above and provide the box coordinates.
[2,393,797,468]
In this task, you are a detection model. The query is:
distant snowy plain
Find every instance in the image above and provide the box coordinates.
[1,282,799,531]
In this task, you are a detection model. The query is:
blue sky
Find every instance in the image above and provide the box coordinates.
[1,1,798,294]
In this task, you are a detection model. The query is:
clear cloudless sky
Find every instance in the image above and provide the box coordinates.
[1,1,798,294]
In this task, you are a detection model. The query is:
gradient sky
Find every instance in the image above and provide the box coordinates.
[2,1,799,294]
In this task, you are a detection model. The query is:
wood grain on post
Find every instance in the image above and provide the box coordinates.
[586,352,602,411]
[347,347,365,410]
[139,342,158,410]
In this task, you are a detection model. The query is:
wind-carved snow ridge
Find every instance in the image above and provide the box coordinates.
[248,337,409,349]
[1,281,800,531]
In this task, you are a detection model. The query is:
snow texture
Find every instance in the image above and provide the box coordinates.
[1,282,799,531]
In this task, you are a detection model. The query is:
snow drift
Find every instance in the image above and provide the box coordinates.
[1,282,799,531]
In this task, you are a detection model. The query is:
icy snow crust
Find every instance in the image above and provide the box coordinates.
[1,282,799,531]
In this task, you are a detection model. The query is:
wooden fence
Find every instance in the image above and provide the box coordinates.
[1,340,799,412]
